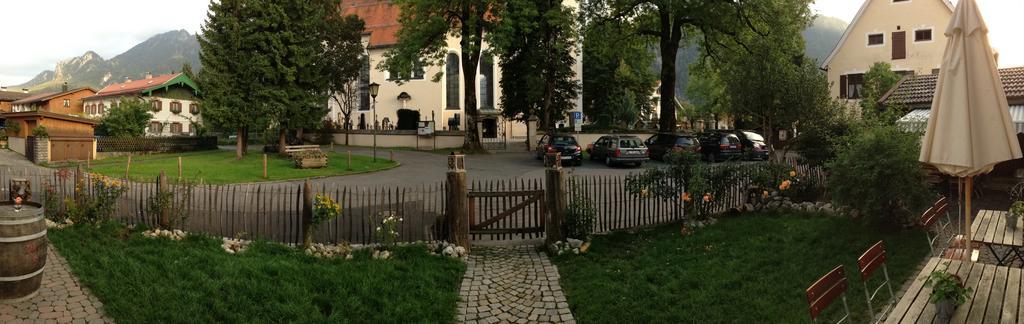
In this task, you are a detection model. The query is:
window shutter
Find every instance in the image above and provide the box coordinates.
[892,31,906,59]
[840,75,848,99]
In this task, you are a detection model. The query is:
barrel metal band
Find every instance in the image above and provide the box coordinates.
[0,230,47,243]
[0,265,45,282]
[0,215,44,225]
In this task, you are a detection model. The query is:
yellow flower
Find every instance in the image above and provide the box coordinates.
[640,188,649,198]
[762,190,769,199]
[779,180,791,191]
[790,170,797,177]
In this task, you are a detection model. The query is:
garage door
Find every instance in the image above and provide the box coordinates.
[50,138,94,162]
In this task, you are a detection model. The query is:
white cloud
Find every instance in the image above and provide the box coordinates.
[811,0,1024,68]
[0,0,211,86]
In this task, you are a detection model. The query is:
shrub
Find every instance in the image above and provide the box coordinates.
[375,211,402,250]
[4,119,21,135]
[827,123,931,225]
[564,178,596,240]
[146,180,196,229]
[31,125,48,138]
[98,98,153,138]
[68,174,128,224]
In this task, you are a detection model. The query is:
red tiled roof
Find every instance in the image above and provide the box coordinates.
[11,88,95,105]
[341,0,401,48]
[883,67,1024,106]
[87,73,181,99]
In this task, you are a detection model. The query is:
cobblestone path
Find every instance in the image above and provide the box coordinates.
[0,250,112,324]
[457,246,575,324]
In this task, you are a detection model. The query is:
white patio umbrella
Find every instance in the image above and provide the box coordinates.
[919,0,1022,260]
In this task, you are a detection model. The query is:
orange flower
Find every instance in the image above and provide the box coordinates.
[779,180,792,191]
[762,190,769,199]
[681,192,691,202]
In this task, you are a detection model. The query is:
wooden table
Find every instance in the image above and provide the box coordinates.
[885,257,1023,323]
[971,210,1024,266]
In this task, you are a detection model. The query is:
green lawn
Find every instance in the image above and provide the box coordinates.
[552,211,931,323]
[85,150,398,184]
[50,222,465,323]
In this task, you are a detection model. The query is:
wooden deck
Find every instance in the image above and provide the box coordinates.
[885,257,1024,323]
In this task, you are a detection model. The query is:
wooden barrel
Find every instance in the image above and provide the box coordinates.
[0,202,47,303]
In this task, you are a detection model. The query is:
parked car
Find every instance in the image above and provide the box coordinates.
[534,134,583,166]
[697,131,744,162]
[644,133,701,161]
[588,135,649,167]
[736,130,770,161]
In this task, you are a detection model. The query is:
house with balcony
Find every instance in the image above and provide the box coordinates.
[0,87,31,113]
[9,84,96,115]
[329,0,582,145]
[820,0,954,111]
[82,72,202,137]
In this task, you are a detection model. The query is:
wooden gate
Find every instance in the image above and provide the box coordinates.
[50,138,93,162]
[468,179,546,240]
[24,136,36,163]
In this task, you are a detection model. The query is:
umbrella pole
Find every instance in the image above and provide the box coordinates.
[965,176,973,261]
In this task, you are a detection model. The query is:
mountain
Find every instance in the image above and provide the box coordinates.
[803,15,849,65]
[16,30,200,92]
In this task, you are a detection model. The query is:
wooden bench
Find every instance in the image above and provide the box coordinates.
[283,145,321,157]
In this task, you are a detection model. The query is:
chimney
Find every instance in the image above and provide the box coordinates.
[146,72,153,79]
[62,82,68,92]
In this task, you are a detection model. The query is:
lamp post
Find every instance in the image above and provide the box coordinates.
[369,82,380,161]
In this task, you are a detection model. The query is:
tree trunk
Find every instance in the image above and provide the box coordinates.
[278,128,287,154]
[235,128,244,160]
[296,128,304,144]
[460,19,484,152]
[241,126,249,154]
[658,9,683,133]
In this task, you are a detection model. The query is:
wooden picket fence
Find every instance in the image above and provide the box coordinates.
[6,161,827,245]
[96,136,218,153]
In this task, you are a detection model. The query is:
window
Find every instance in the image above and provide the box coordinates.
[63,99,70,107]
[915,29,932,42]
[840,73,865,99]
[170,102,182,114]
[190,103,200,114]
[151,100,162,112]
[149,122,163,134]
[99,103,106,115]
[867,33,884,46]
[892,31,907,59]
[361,56,370,109]
[932,68,941,75]
[170,122,183,134]
[479,54,494,109]
[387,59,425,81]
[446,53,460,110]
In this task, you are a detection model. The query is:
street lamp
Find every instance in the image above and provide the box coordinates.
[369,82,380,161]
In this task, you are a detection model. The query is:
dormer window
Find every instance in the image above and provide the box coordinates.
[151,100,162,112]
[867,34,884,46]
[170,102,182,114]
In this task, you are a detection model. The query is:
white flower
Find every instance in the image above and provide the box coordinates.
[376,226,381,231]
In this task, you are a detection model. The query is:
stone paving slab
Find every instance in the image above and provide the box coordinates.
[457,246,574,324]
[0,249,112,324]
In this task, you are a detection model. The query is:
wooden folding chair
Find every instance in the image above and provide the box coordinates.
[806,265,851,323]
[919,207,941,254]
[933,196,953,234]
[857,241,895,320]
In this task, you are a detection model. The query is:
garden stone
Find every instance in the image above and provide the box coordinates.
[820,205,835,215]
[566,238,583,249]
[744,203,755,212]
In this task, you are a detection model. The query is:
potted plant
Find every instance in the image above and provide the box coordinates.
[923,264,972,324]
[1009,201,1024,230]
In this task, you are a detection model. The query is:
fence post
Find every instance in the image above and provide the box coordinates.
[177,156,182,181]
[262,154,268,179]
[544,153,566,247]
[347,151,352,170]
[157,171,169,229]
[124,154,132,179]
[301,179,314,249]
[446,154,470,250]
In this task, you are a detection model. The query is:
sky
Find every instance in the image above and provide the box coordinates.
[1,0,1022,87]
[810,0,1024,68]
[0,0,211,87]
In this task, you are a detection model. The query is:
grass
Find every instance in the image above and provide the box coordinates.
[49,222,466,323]
[83,150,399,184]
[552,211,931,323]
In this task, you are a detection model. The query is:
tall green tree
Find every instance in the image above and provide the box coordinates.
[580,3,657,130]
[97,99,152,138]
[199,0,269,159]
[489,0,580,130]
[690,0,823,146]
[859,61,901,115]
[599,0,775,132]
[379,0,498,151]
[322,13,366,143]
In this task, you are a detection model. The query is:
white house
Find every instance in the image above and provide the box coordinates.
[82,72,202,137]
